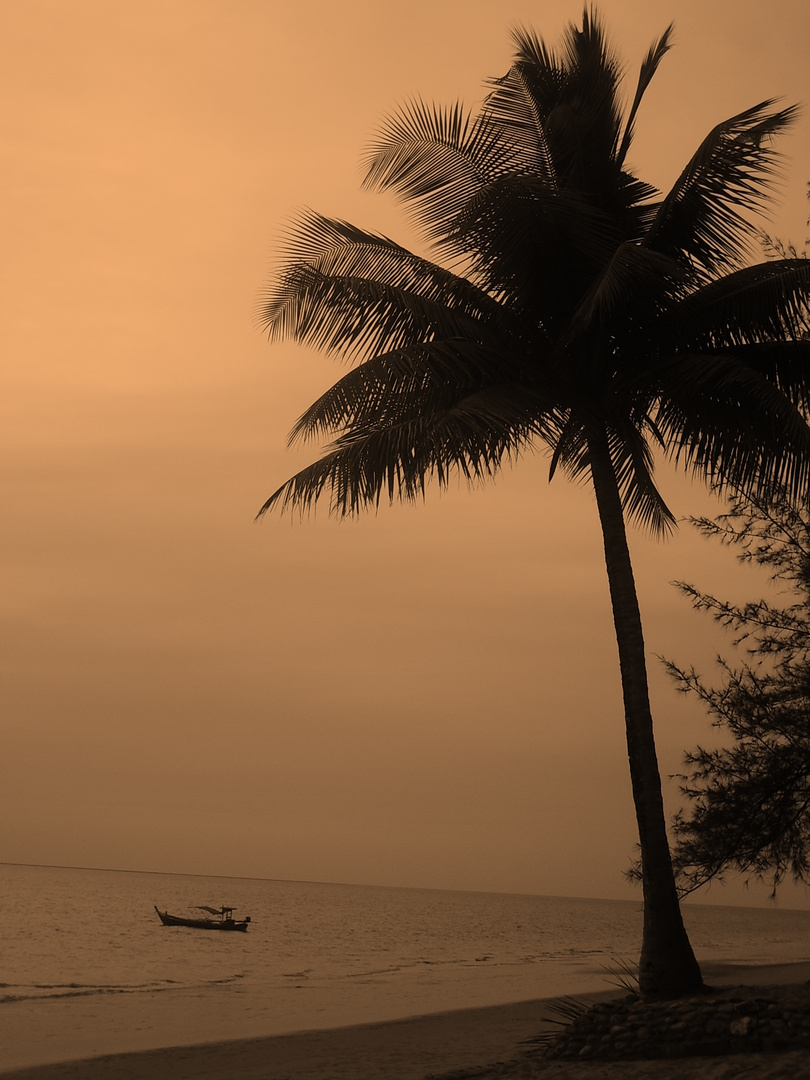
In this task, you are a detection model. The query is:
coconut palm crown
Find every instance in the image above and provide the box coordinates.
[258,8,810,997]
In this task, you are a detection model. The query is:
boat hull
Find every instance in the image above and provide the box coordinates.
[154,906,250,931]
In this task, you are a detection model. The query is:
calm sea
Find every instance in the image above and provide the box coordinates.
[2,863,810,1071]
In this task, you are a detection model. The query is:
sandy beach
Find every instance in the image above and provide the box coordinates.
[3,961,810,1080]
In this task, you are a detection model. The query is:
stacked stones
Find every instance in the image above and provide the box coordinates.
[540,986,810,1061]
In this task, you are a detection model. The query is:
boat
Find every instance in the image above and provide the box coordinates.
[154,905,251,931]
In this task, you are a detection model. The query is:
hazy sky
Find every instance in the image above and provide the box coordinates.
[3,0,810,908]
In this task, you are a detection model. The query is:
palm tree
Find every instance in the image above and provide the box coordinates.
[257,8,810,997]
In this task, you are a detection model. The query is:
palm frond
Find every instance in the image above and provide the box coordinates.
[487,12,625,195]
[287,339,520,444]
[260,213,507,361]
[645,100,800,280]
[616,24,674,168]
[484,32,561,186]
[655,355,810,501]
[734,341,810,413]
[546,411,585,482]
[541,407,674,534]
[456,177,622,316]
[259,383,560,518]
[559,6,624,160]
[362,100,515,246]
[606,420,676,535]
[563,240,683,344]
[675,259,810,349]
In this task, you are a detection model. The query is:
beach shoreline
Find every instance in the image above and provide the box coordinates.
[3,960,810,1080]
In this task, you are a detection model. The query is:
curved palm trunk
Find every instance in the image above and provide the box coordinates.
[587,425,703,999]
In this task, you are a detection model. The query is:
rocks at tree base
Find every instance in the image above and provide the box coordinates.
[540,983,810,1061]
[424,984,810,1079]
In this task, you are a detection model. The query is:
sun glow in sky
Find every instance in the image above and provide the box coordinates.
[3,0,810,907]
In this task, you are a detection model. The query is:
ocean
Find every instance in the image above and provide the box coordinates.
[2,863,810,1071]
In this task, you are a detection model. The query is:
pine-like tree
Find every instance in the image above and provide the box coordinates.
[666,490,810,897]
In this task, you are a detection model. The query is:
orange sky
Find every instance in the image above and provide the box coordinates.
[3,0,810,907]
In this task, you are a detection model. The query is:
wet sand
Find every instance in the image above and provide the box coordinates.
[2,961,809,1080]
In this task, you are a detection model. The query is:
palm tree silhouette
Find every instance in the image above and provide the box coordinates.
[258,9,810,997]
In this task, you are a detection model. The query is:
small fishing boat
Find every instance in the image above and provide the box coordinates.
[154,905,251,931]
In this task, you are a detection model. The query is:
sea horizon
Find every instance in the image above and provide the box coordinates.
[4,858,808,912]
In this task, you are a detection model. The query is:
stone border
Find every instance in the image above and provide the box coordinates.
[539,983,810,1061]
